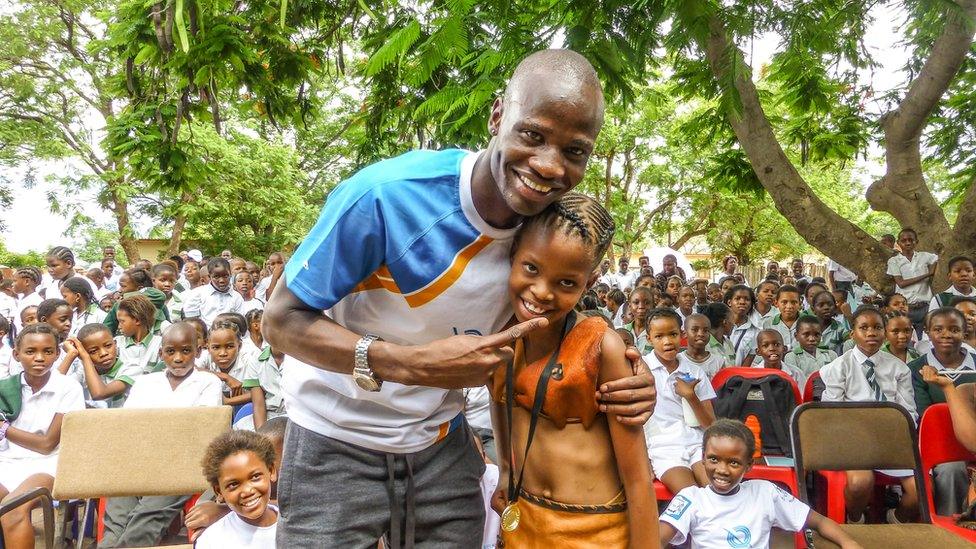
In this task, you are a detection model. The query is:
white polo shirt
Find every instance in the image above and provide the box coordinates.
[828,260,857,282]
[0,371,84,460]
[929,285,976,310]
[887,251,938,304]
[677,350,725,380]
[661,480,810,548]
[242,348,286,415]
[820,347,917,421]
[123,368,223,408]
[69,305,107,337]
[645,351,716,446]
[194,505,277,549]
[182,284,244,327]
[115,333,163,375]
[14,291,42,332]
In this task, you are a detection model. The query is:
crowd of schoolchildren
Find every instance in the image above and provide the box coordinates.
[0,223,974,548]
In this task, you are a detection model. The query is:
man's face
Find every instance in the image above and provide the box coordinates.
[663,256,676,274]
[486,81,603,219]
[618,259,629,273]
[792,260,804,276]
[103,247,115,260]
[600,259,610,275]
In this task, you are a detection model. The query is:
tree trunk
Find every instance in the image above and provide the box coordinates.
[699,11,894,292]
[108,178,139,263]
[165,196,190,258]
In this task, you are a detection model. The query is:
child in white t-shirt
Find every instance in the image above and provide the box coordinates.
[678,314,725,379]
[660,419,860,548]
[195,430,278,549]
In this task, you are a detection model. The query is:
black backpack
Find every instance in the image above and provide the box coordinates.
[713,374,798,457]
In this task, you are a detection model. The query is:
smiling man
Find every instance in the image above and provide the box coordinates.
[263,49,657,547]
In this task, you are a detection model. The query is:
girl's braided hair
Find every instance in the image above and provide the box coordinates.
[15,266,42,285]
[512,193,615,266]
[47,246,76,266]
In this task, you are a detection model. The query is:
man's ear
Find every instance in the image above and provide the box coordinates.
[487,97,504,136]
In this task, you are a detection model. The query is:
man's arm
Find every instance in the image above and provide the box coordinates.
[262,283,546,389]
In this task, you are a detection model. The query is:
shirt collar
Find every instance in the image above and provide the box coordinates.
[924,350,976,372]
[645,351,688,374]
[851,346,877,366]
[125,331,155,348]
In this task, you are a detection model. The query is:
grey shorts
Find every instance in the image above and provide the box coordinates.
[276,419,486,548]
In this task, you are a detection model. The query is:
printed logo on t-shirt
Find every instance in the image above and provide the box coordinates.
[663,494,691,520]
[726,526,752,548]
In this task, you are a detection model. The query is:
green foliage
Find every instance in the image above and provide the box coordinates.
[0,241,45,268]
[70,222,124,266]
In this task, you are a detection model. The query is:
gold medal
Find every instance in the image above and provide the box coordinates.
[500,502,521,532]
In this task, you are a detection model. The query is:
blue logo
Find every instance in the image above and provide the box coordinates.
[663,495,691,520]
[726,526,752,548]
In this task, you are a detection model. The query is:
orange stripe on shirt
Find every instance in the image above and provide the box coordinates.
[404,235,494,308]
[351,265,402,294]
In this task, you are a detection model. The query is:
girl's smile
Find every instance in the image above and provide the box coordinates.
[509,227,593,325]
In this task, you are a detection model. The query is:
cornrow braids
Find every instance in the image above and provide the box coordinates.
[513,193,616,266]
[16,266,42,285]
[47,246,76,266]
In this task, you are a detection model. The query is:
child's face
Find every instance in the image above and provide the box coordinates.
[43,305,73,339]
[13,275,31,295]
[805,285,826,306]
[685,317,710,350]
[928,314,965,357]
[230,259,246,275]
[119,273,137,294]
[509,227,593,324]
[796,322,822,353]
[192,324,208,354]
[60,285,83,309]
[247,263,261,284]
[208,328,241,370]
[234,273,253,295]
[885,316,913,352]
[757,283,777,306]
[99,298,114,312]
[678,287,696,310]
[726,289,752,318]
[720,278,736,294]
[215,450,277,526]
[46,256,73,280]
[775,291,800,321]
[629,292,653,323]
[666,278,682,298]
[101,260,114,277]
[756,333,784,367]
[116,308,142,338]
[887,294,909,315]
[595,287,607,301]
[703,435,752,495]
[656,296,674,309]
[21,306,38,325]
[812,293,836,322]
[210,265,232,292]
[648,317,681,362]
[791,260,804,276]
[897,231,917,254]
[707,285,722,302]
[160,328,199,378]
[615,328,635,348]
[153,271,177,297]
[852,312,884,355]
[15,333,59,378]
[185,261,200,284]
[956,302,976,337]
[80,330,118,371]
[249,317,263,340]
[949,261,974,290]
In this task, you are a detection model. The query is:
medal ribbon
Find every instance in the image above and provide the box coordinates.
[505,312,577,512]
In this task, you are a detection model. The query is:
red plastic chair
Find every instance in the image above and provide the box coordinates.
[654,480,674,502]
[919,403,976,542]
[803,371,822,403]
[711,367,803,410]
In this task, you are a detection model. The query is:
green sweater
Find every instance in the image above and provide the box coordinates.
[908,352,976,419]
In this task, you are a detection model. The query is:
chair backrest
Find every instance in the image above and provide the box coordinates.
[919,403,976,516]
[711,367,803,404]
[790,401,931,522]
[802,371,823,403]
[52,406,232,500]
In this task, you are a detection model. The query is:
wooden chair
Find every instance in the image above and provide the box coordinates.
[791,401,974,547]
[918,403,976,542]
[49,406,232,549]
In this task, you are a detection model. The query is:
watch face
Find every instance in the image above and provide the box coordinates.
[354,373,380,392]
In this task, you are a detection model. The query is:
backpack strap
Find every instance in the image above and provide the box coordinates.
[718,375,754,420]
[758,377,794,456]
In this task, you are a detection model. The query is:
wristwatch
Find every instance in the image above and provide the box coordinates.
[353,335,382,391]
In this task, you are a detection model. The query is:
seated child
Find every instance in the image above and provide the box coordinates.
[101,322,222,548]
[114,294,164,375]
[811,291,849,355]
[784,316,838,382]
[953,296,976,351]
[185,317,210,368]
[724,285,759,366]
[621,287,653,355]
[883,311,919,364]
[208,320,251,406]
[152,262,183,321]
[819,306,918,524]
[764,284,802,350]
[644,308,716,495]
[236,272,265,314]
[215,311,258,363]
[659,419,861,549]
[61,323,142,408]
[194,430,278,548]
[242,346,286,430]
[930,256,975,310]
[751,329,805,386]
[678,314,725,379]
[0,323,85,548]
[702,303,735,367]
[489,194,657,547]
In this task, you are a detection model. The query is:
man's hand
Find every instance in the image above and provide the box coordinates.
[490,487,508,516]
[375,318,549,389]
[595,347,656,425]
[922,365,954,388]
[185,500,230,540]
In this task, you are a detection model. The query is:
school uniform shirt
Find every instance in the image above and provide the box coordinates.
[881,342,920,365]
[783,347,838,380]
[747,358,806,388]
[115,333,164,375]
[707,335,736,367]
[255,276,273,301]
[597,272,615,289]
[749,305,778,328]
[929,285,975,310]
[762,314,799,351]
[0,293,16,326]
[210,356,248,397]
[166,291,185,321]
[612,303,627,328]
[828,260,857,283]
[240,298,265,315]
[194,505,278,549]
[887,251,938,305]
[621,321,650,355]
[0,345,13,377]
[677,350,725,380]
[661,480,810,549]
[103,273,119,292]
[123,368,222,408]
[282,149,520,454]
[242,348,286,417]
[820,347,917,421]
[729,319,760,366]
[69,305,107,337]
[0,371,84,461]
[64,357,142,409]
[819,318,849,356]
[909,351,976,419]
[14,291,42,332]
[181,283,244,327]
[644,351,716,447]
[612,270,639,291]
